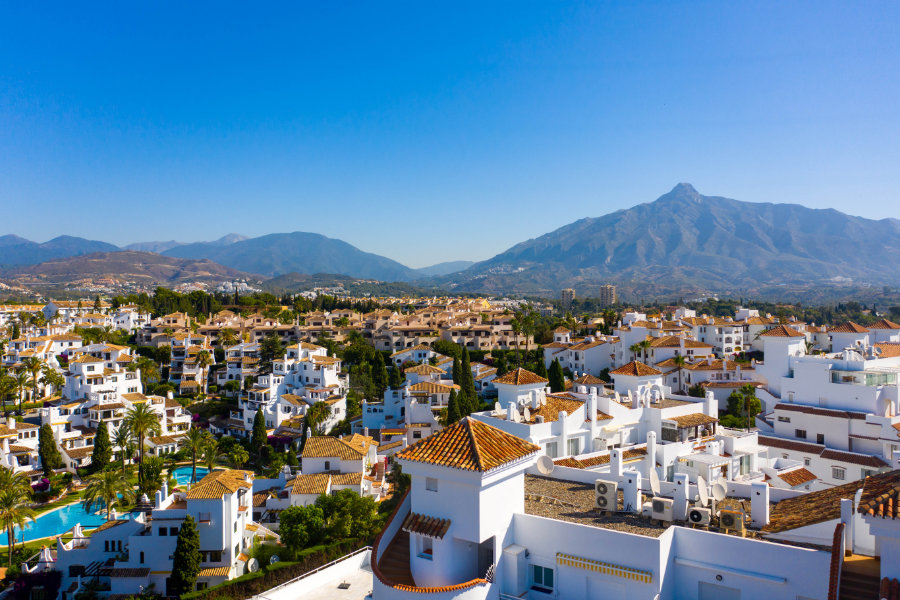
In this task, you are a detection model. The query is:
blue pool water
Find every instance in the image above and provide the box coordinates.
[2,500,133,546]
[172,466,209,485]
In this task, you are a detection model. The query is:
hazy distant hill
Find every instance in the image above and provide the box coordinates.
[124,233,246,254]
[3,251,259,286]
[440,183,900,296]
[415,260,475,277]
[163,231,418,281]
[0,235,120,266]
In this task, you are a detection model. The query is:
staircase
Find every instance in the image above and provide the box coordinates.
[378,530,415,587]
[839,561,880,600]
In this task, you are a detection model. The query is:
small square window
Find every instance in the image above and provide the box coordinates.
[159,528,167,536]
[531,565,554,592]
[832,467,846,481]
[426,477,438,492]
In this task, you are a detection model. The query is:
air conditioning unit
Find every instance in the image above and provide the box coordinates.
[594,480,618,511]
[651,497,674,522]
[719,510,745,533]
[687,507,711,526]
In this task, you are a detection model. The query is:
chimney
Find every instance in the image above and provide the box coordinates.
[672,473,689,521]
[363,427,369,437]
[8,419,15,431]
[610,448,624,477]
[704,391,716,418]
[507,402,518,422]
[154,490,162,508]
[166,390,174,400]
[646,431,656,476]
[750,481,770,528]
[621,469,642,513]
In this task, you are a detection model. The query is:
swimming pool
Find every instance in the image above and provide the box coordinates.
[172,466,209,485]
[1,500,132,546]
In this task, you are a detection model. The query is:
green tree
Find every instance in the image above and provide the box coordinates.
[21,357,44,403]
[82,468,135,520]
[39,365,65,397]
[459,350,477,414]
[196,350,213,394]
[305,401,331,434]
[202,439,220,471]
[672,355,687,394]
[138,455,165,496]
[91,420,112,473]
[125,403,161,489]
[171,514,202,595]
[445,389,460,425]
[229,446,249,469]
[372,352,388,398]
[0,483,34,569]
[251,409,267,449]
[12,370,28,412]
[494,352,509,376]
[726,384,761,432]
[688,383,706,398]
[533,358,548,379]
[388,365,403,389]
[113,426,132,474]
[38,424,62,477]
[185,427,206,483]
[548,358,565,393]
[279,504,325,553]
[259,333,285,367]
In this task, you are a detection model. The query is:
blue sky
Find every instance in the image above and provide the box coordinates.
[1,2,898,268]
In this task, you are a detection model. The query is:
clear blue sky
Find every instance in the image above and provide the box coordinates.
[1,2,898,268]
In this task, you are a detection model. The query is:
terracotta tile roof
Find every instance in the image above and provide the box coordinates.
[610,361,662,377]
[573,374,606,386]
[404,364,446,375]
[687,359,748,371]
[648,336,712,349]
[869,318,900,330]
[62,446,93,459]
[858,484,900,519]
[290,473,331,495]
[829,321,870,334]
[668,413,718,428]
[759,325,805,338]
[401,512,451,539]
[331,472,362,486]
[390,344,430,357]
[552,447,647,469]
[408,381,459,394]
[94,519,128,533]
[820,448,889,468]
[186,469,253,500]
[758,435,824,455]
[774,403,867,420]
[492,368,548,386]
[396,417,539,472]
[876,343,900,358]
[520,395,584,424]
[378,440,404,452]
[301,435,371,460]
[765,470,900,533]
[777,468,817,487]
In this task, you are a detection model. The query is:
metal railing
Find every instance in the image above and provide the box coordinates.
[252,546,371,600]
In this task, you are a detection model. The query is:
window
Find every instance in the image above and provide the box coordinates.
[531,565,554,593]
[816,433,824,445]
[804,457,811,466]
[544,442,558,459]
[426,477,438,492]
[413,430,422,439]
[567,438,580,457]
[140,552,145,564]
[795,429,807,439]
[170,527,179,536]
[417,535,433,560]
[324,461,331,471]
[159,527,167,536]
[832,467,846,481]
[777,416,791,423]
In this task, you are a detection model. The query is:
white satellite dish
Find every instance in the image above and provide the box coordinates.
[536,455,555,475]
[523,406,531,422]
[711,483,727,502]
[717,476,727,490]
[493,401,502,414]
[697,476,709,507]
[649,469,661,496]
[247,558,259,573]
[269,555,280,565]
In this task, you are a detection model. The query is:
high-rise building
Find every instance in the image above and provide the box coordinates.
[598,284,617,307]
[560,288,575,313]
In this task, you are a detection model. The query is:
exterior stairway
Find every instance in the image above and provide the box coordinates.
[839,558,881,600]
[378,530,415,587]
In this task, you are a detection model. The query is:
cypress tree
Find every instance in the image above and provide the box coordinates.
[460,350,477,413]
[170,514,201,596]
[251,409,267,449]
[38,424,62,477]
[91,421,112,472]
[372,352,389,397]
[533,359,548,379]
[548,358,565,393]
[446,390,460,425]
[451,355,462,385]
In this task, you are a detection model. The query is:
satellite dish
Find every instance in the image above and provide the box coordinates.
[711,483,727,502]
[247,558,259,573]
[269,555,280,565]
[536,455,555,475]
[649,469,661,496]
[523,406,531,422]
[494,401,502,414]
[697,476,709,507]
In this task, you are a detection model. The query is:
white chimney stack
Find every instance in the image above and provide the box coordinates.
[750,481,770,528]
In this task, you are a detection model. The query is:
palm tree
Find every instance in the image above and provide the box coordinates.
[82,469,135,521]
[629,343,642,362]
[124,403,161,488]
[0,483,34,569]
[21,357,44,404]
[113,426,133,474]
[39,365,65,398]
[201,439,220,472]
[13,370,28,413]
[220,328,237,348]
[672,355,687,394]
[185,427,206,483]
[196,350,212,394]
[133,356,159,389]
[510,317,522,368]
[0,374,15,417]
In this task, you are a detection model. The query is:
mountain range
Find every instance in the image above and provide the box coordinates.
[4,184,900,297]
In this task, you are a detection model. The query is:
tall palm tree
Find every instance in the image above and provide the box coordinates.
[185,427,206,483]
[0,374,15,417]
[39,365,65,398]
[0,483,34,569]
[113,426,133,474]
[21,357,44,404]
[132,356,159,389]
[82,469,135,521]
[219,328,238,348]
[201,439,220,472]
[672,355,687,394]
[124,403,161,488]
[510,317,522,368]
[196,350,212,394]
[12,371,28,413]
